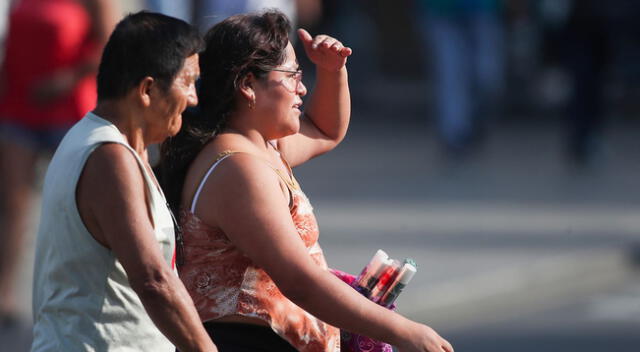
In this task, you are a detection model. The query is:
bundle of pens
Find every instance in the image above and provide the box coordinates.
[332,249,417,352]
[352,249,417,307]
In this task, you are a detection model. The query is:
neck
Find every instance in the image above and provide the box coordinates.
[224,119,272,153]
[93,100,148,155]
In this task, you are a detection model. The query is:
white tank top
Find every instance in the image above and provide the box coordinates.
[31,112,175,351]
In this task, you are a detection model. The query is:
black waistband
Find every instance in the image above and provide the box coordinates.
[202,321,297,352]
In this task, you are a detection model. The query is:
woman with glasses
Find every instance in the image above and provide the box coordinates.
[159,10,452,352]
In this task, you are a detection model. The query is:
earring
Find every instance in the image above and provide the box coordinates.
[248,96,256,110]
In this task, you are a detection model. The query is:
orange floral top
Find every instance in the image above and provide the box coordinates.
[178,152,340,352]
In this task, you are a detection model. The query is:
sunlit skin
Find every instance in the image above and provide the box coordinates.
[78,50,216,351]
[252,42,307,140]
[180,26,453,352]
[148,54,200,142]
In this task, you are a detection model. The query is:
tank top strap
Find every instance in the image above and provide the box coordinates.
[190,150,297,215]
[190,150,237,213]
[267,140,299,191]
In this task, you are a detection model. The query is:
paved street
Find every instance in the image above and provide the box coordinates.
[2,115,639,351]
[298,117,640,350]
[446,278,640,352]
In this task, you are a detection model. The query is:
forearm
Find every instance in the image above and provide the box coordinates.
[303,66,351,144]
[135,272,217,352]
[281,268,413,346]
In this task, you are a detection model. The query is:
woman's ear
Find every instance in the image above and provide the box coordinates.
[137,76,155,107]
[238,72,256,103]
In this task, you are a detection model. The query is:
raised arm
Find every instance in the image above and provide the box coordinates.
[200,155,452,352]
[277,29,352,167]
[76,143,217,352]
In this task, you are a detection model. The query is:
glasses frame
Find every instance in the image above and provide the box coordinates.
[269,67,303,92]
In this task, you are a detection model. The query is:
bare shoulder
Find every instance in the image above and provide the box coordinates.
[84,143,143,185]
[182,142,280,204]
[190,151,290,224]
[77,142,149,247]
[209,152,282,195]
[79,142,146,206]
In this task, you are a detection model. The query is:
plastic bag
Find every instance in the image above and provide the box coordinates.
[330,269,395,352]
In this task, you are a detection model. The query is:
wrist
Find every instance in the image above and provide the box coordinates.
[315,65,347,76]
[379,312,414,347]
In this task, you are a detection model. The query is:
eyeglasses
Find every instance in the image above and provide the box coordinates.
[269,68,303,92]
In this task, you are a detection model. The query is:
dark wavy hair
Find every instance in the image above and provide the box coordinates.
[159,10,291,214]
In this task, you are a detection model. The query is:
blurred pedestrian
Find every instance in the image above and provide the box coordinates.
[0,0,13,58]
[0,0,117,325]
[145,0,193,22]
[160,10,453,352]
[31,11,217,351]
[414,0,506,157]
[193,0,297,30]
[560,0,640,165]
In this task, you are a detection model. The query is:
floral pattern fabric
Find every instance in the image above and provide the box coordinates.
[179,166,340,352]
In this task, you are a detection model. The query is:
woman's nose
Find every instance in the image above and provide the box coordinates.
[297,81,307,97]
[187,85,198,106]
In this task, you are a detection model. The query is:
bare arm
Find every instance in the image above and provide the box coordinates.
[197,155,452,352]
[76,144,217,352]
[277,29,352,167]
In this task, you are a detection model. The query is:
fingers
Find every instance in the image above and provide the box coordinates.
[312,35,332,50]
[304,31,350,52]
[441,338,454,352]
[314,36,352,56]
[297,28,313,47]
[339,46,353,58]
[298,29,352,69]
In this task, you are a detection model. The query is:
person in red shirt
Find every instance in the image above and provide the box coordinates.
[0,0,117,323]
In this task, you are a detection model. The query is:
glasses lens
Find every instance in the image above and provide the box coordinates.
[272,68,302,92]
[289,71,302,92]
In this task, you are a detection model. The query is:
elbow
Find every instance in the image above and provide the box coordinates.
[279,282,308,304]
[275,269,320,306]
[130,268,175,303]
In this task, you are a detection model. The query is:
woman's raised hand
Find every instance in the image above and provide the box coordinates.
[297,28,352,72]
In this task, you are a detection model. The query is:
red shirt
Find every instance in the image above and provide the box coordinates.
[0,0,97,128]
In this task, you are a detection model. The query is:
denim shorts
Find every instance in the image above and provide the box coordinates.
[0,120,71,152]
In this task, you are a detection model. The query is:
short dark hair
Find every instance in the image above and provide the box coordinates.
[159,10,291,214]
[96,11,203,100]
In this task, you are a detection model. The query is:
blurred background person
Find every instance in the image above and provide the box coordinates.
[560,0,640,165]
[144,0,193,22]
[413,0,506,157]
[191,0,322,31]
[192,0,296,30]
[0,0,118,325]
[0,0,13,61]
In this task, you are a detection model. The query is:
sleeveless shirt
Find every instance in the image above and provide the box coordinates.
[179,151,341,352]
[31,112,175,351]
